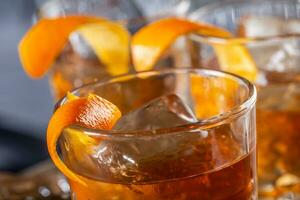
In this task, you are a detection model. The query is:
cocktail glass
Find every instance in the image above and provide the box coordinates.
[54,68,257,200]
[189,0,300,198]
[36,0,191,100]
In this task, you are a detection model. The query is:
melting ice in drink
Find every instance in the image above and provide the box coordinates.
[60,93,256,199]
[113,94,197,131]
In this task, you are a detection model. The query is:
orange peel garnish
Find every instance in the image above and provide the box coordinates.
[131,18,229,71]
[214,43,257,82]
[131,17,257,82]
[19,16,103,78]
[77,21,130,76]
[47,94,121,185]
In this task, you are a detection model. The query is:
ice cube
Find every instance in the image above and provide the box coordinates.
[287,19,300,34]
[113,94,197,131]
[238,16,300,37]
[247,38,300,76]
[83,94,208,183]
[90,125,241,184]
[265,39,300,72]
[91,129,210,183]
[238,16,284,38]
[239,16,300,75]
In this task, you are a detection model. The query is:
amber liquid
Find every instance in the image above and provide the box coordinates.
[257,83,300,197]
[68,149,255,200]
[62,125,256,200]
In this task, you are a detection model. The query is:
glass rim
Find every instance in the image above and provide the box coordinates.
[189,0,300,45]
[56,68,256,138]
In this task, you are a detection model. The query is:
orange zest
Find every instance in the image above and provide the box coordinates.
[131,17,257,82]
[131,18,229,71]
[19,16,102,78]
[47,94,121,185]
[213,43,257,82]
[77,21,130,76]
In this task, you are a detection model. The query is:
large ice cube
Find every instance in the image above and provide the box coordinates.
[238,16,284,38]
[113,94,197,131]
[247,38,300,75]
[265,40,300,72]
[287,19,300,34]
[91,130,211,183]
[238,16,300,38]
[239,16,300,75]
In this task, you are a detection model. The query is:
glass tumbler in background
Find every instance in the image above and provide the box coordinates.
[55,68,257,200]
[36,0,191,100]
[188,0,300,198]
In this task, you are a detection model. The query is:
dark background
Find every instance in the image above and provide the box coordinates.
[0,0,52,172]
[0,0,53,139]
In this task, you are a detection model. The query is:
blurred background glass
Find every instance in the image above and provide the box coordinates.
[189,0,300,198]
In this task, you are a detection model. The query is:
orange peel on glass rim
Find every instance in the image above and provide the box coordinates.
[47,94,121,185]
[18,15,130,78]
[131,17,257,82]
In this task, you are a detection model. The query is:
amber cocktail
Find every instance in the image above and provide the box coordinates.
[48,69,257,200]
[189,0,300,198]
